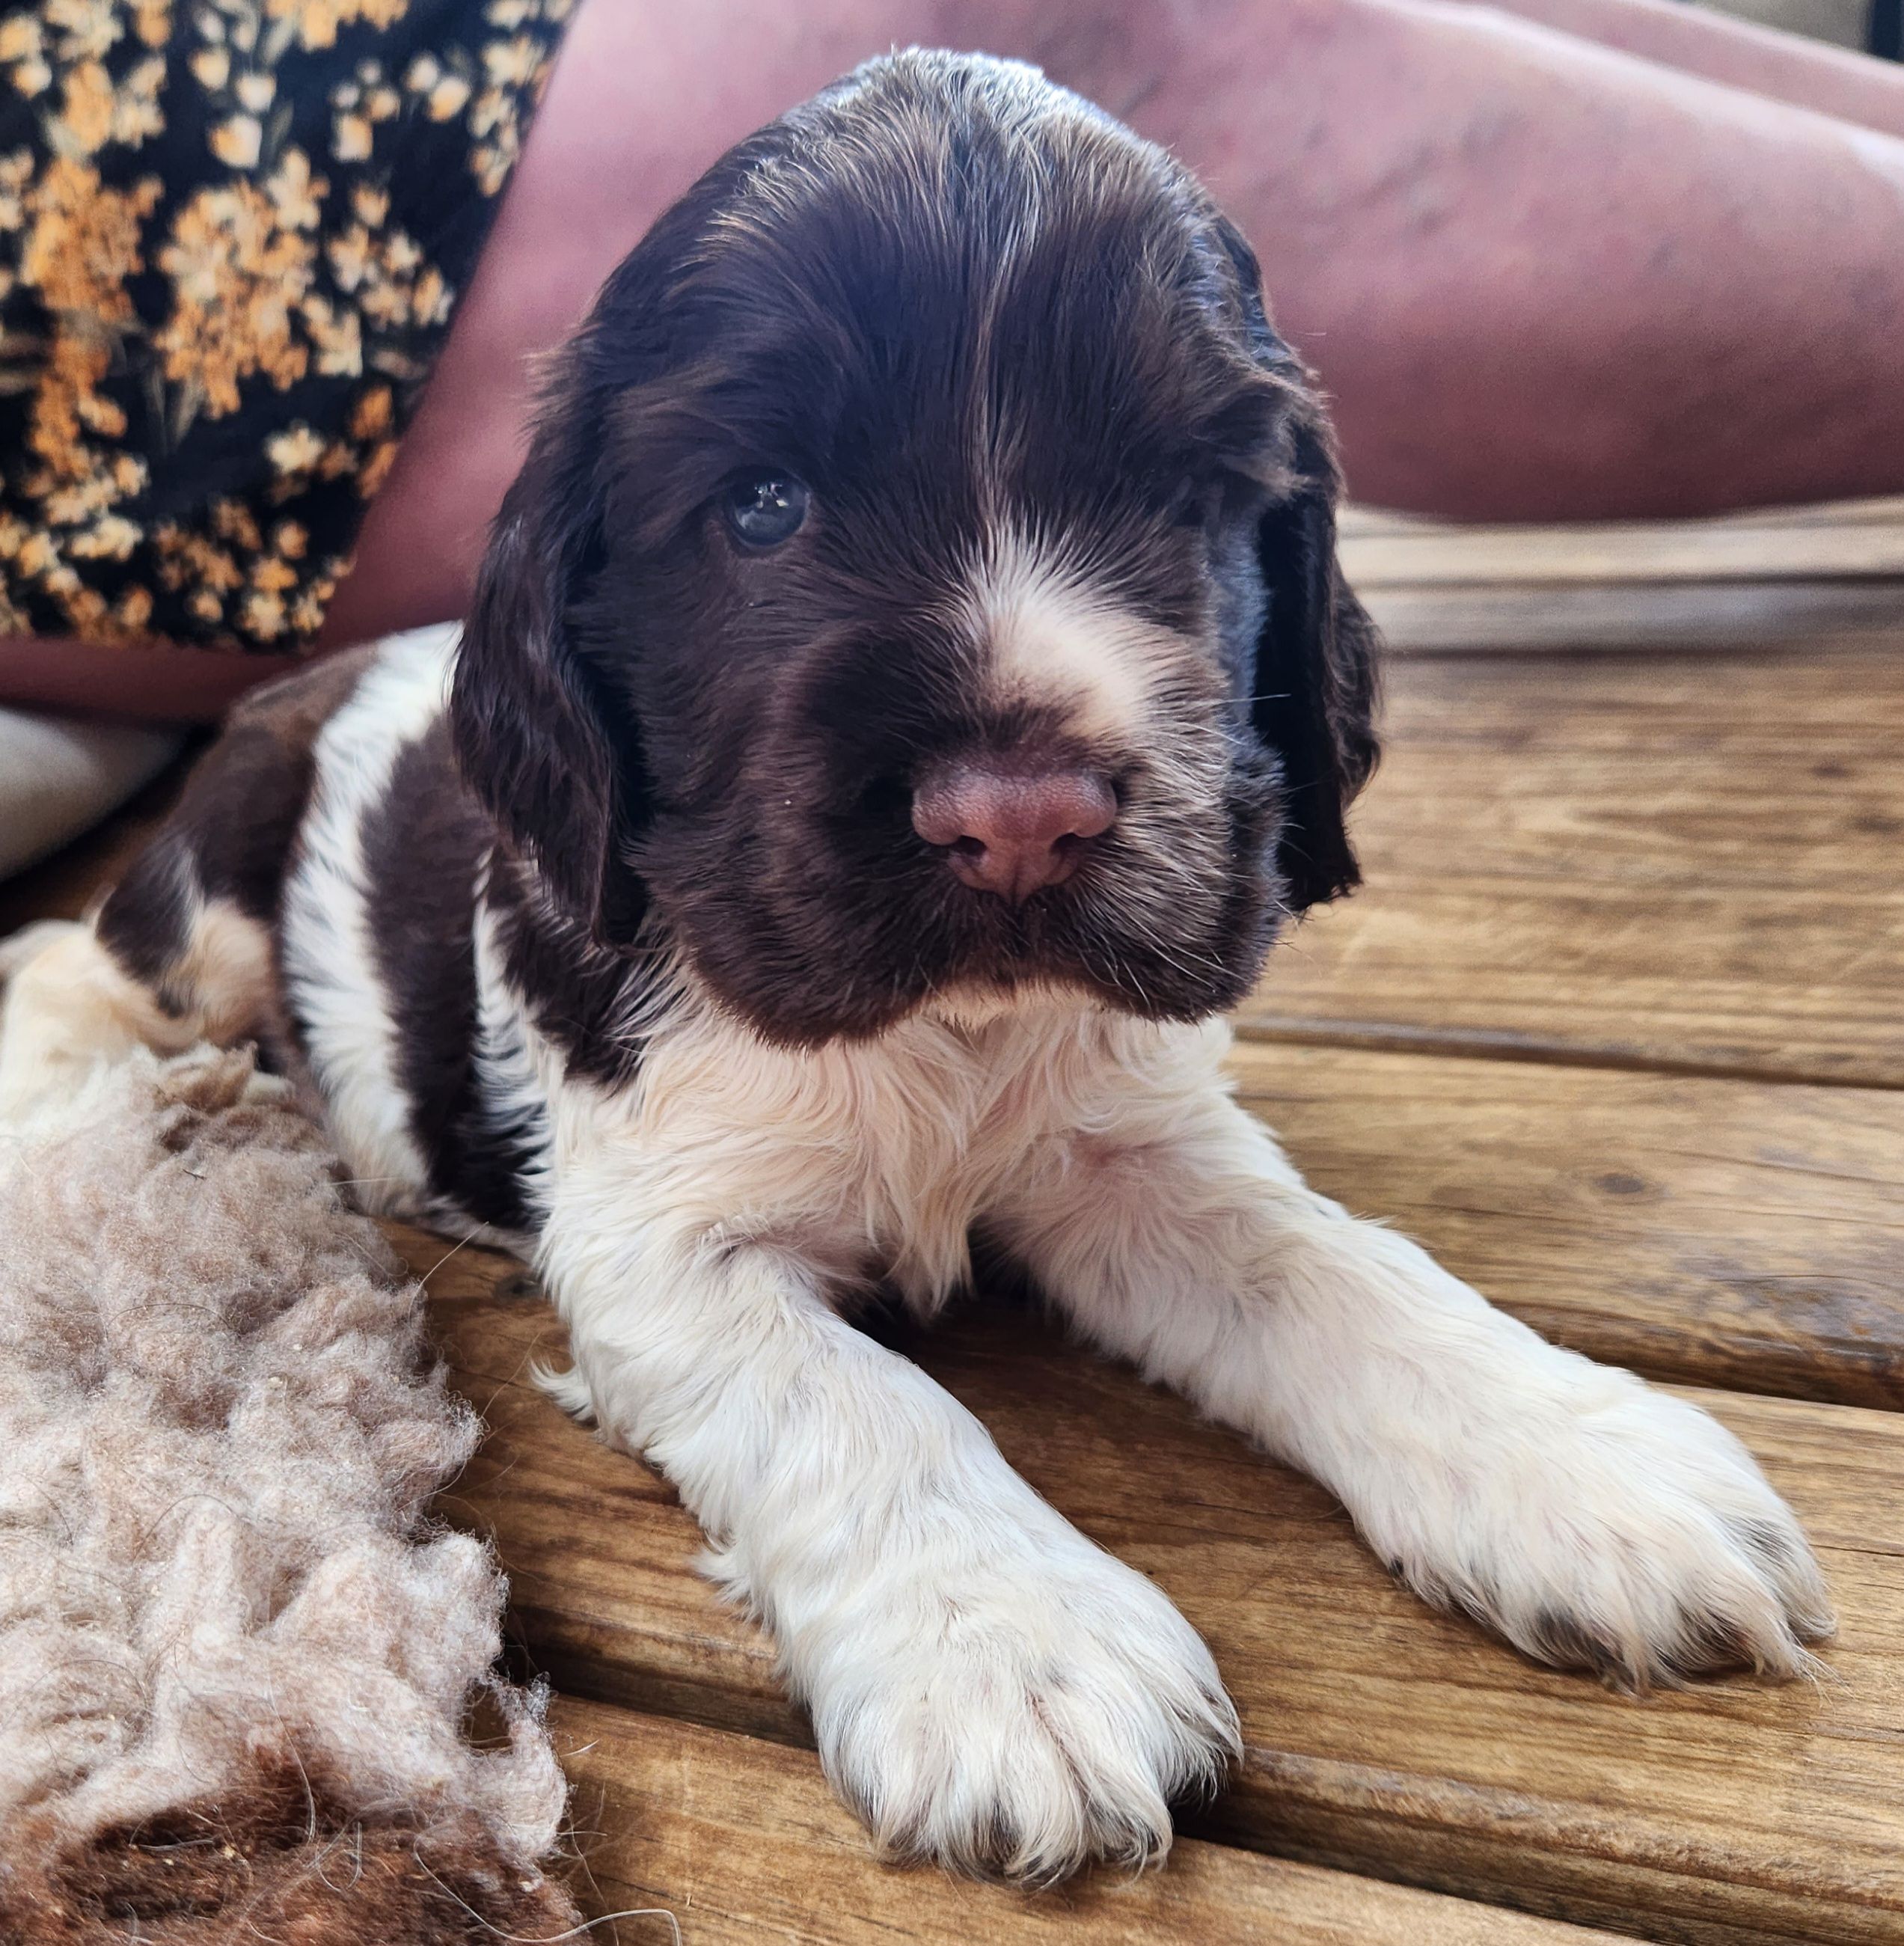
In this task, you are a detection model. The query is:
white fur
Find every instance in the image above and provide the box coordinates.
[521,985,1240,1879]
[470,890,554,1236]
[986,1021,1834,1688]
[279,625,456,1217]
[964,524,1185,747]
[504,968,1827,1879]
[0,892,272,1125]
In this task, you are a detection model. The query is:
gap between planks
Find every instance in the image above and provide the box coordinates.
[1232,1014,1904,1092]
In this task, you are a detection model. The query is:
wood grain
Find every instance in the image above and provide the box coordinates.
[1340,518,1904,587]
[1236,647,1904,1085]
[421,1236,1904,1945]
[1341,498,1904,650]
[1363,579,1904,655]
[548,1698,1630,1945]
[1339,498,1904,542]
[1228,1041,1904,1407]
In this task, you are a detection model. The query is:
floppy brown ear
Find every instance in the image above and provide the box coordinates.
[1252,429,1381,911]
[449,129,796,951]
[448,361,649,950]
[1213,218,1381,913]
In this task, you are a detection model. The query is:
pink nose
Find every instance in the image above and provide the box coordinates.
[912,757,1117,903]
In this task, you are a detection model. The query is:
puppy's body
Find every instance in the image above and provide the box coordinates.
[64,621,1228,1288]
[0,52,1833,1885]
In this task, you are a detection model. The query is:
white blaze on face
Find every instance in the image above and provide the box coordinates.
[962,527,1183,747]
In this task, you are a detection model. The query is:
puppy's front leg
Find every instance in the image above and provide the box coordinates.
[993,1024,1832,1688]
[539,1184,1237,1883]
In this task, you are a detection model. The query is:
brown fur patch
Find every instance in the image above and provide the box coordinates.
[1,1754,581,1945]
[96,647,376,998]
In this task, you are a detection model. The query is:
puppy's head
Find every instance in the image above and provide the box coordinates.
[452,49,1378,1044]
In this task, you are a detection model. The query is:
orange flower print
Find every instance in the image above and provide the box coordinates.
[1,0,567,648]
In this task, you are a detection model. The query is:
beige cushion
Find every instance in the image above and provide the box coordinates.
[0,709,181,881]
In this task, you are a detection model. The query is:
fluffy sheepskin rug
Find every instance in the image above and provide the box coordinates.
[0,1044,581,1942]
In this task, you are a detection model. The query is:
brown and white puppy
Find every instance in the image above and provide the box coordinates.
[0,51,1830,1886]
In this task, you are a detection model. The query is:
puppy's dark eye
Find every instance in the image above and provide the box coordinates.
[723,473,810,549]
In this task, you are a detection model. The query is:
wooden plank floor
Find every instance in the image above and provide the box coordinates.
[7,504,1903,1942]
[1345,498,1904,652]
[551,1701,1632,1945]
[425,1239,1904,1946]
[1231,1043,1904,1407]
[1232,647,1904,1084]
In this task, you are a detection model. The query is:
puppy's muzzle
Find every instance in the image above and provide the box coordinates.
[912,753,1117,905]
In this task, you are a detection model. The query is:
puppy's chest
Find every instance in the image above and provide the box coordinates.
[593,1006,1110,1306]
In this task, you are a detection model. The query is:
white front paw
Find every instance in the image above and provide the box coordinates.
[1371,1362,1833,1689]
[746,1518,1238,1884]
